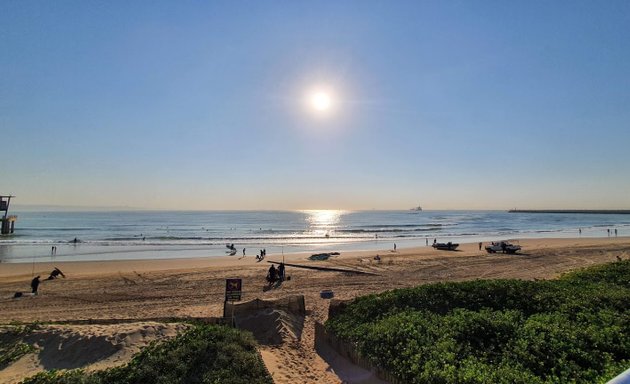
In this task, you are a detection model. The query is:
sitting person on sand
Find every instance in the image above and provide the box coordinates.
[47,267,66,280]
[267,264,278,284]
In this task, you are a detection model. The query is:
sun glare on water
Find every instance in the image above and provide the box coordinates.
[303,209,344,237]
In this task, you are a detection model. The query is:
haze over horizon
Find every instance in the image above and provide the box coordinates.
[2,2,629,211]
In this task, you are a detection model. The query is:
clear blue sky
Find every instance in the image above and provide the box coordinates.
[2,1,629,210]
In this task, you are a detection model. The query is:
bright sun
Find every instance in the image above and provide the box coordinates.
[311,91,332,111]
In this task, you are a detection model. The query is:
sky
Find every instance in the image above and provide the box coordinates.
[1,1,629,210]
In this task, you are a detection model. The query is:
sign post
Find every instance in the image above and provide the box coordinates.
[225,278,242,301]
[225,278,242,326]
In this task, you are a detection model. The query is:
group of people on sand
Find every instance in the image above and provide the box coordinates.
[266,262,285,285]
[256,249,267,261]
[19,267,66,297]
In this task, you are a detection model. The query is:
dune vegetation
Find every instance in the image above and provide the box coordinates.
[326,260,630,383]
[20,323,273,384]
[0,323,38,370]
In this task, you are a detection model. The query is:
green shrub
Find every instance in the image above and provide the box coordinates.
[21,324,273,384]
[326,260,630,383]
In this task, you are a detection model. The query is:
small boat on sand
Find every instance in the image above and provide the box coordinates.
[432,242,458,251]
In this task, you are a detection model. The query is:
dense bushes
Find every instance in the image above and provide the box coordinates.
[326,260,630,383]
[21,323,273,384]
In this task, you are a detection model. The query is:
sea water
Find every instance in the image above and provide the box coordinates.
[1,210,629,263]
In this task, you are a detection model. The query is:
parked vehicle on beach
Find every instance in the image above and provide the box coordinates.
[432,241,459,251]
[485,241,521,254]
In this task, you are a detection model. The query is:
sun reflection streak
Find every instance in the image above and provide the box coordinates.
[303,210,345,237]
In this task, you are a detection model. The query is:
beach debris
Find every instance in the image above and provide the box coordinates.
[309,252,340,261]
[320,289,334,299]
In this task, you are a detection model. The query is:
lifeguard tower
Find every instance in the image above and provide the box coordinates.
[1,195,17,235]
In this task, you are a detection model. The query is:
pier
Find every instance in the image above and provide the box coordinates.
[509,209,630,214]
[1,195,17,235]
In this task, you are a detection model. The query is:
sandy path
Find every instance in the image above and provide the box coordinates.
[1,237,628,383]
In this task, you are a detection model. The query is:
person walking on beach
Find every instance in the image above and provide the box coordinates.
[426,238,428,246]
[478,242,482,251]
[579,228,582,235]
[607,229,610,236]
[615,229,618,236]
[243,248,246,256]
[393,243,397,252]
[31,276,41,295]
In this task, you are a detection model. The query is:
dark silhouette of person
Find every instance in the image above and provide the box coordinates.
[31,276,41,295]
[278,263,285,281]
[47,267,65,280]
[243,248,246,256]
[478,242,482,251]
[267,265,277,284]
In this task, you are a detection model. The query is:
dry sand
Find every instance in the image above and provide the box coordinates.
[0,322,187,384]
[1,237,629,384]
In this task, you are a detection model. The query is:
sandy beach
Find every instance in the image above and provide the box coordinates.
[1,237,629,384]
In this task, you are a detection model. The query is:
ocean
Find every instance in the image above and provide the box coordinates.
[1,210,629,263]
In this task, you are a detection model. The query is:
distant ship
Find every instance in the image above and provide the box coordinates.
[411,205,422,211]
